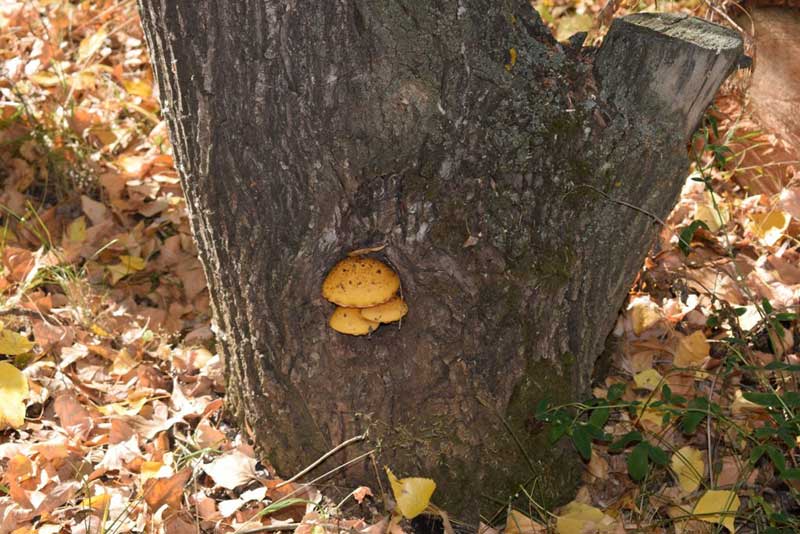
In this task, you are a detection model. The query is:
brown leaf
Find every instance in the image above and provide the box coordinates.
[143,467,192,510]
[53,392,93,440]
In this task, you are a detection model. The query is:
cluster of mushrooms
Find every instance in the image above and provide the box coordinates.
[321,256,408,335]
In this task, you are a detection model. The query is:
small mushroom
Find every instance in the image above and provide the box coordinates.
[321,256,400,308]
[360,295,408,324]
[329,306,379,336]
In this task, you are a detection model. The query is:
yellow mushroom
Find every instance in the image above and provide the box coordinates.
[321,256,400,308]
[360,295,408,323]
[329,307,379,336]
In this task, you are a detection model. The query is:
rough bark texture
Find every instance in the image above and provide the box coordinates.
[738,6,800,148]
[137,1,741,520]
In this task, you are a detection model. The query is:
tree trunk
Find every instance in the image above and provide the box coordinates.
[137,1,741,520]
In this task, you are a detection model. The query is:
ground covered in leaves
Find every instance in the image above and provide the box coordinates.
[0,0,798,533]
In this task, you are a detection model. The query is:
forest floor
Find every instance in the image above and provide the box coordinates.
[0,0,798,533]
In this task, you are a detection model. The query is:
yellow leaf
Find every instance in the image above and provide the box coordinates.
[674,331,710,368]
[29,71,61,86]
[78,27,108,62]
[0,361,29,429]
[505,509,545,533]
[695,192,729,233]
[107,255,146,285]
[671,446,705,493]
[634,368,663,391]
[749,210,790,246]
[81,492,111,512]
[556,501,617,534]
[731,389,766,417]
[121,255,146,271]
[693,490,739,532]
[96,396,149,416]
[386,467,436,519]
[90,323,111,338]
[140,461,168,483]
[0,329,34,355]
[628,296,662,335]
[65,216,87,243]
[123,79,152,98]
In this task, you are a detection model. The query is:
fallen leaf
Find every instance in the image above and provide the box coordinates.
[353,486,373,504]
[634,368,664,391]
[673,331,710,368]
[748,210,790,246]
[202,450,258,490]
[628,296,662,335]
[0,361,29,428]
[693,490,739,532]
[386,467,436,519]
[81,195,108,225]
[556,501,617,533]
[78,27,108,62]
[80,493,111,513]
[0,329,35,355]
[53,392,93,439]
[779,187,800,219]
[671,446,705,494]
[506,509,546,533]
[143,467,192,510]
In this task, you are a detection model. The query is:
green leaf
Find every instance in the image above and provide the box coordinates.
[534,399,549,420]
[780,468,800,481]
[766,445,786,473]
[627,442,650,482]
[750,444,766,464]
[743,392,781,408]
[681,411,705,434]
[607,383,626,402]
[588,405,609,429]
[762,298,773,314]
[678,220,710,255]
[647,443,668,466]
[548,421,568,444]
[571,425,592,461]
[774,312,797,322]
[609,431,642,453]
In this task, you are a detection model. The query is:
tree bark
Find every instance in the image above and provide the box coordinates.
[137,1,741,520]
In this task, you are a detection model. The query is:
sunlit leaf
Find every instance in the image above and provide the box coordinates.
[628,296,662,335]
[80,492,111,512]
[0,361,28,429]
[0,329,34,355]
[386,467,436,519]
[748,210,790,246]
[78,27,108,62]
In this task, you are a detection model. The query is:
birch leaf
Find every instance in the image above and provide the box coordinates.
[693,490,740,532]
[386,467,436,519]
[0,329,34,355]
[0,361,29,429]
[671,446,705,493]
[674,331,710,368]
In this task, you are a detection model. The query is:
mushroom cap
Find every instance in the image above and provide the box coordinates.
[329,306,380,336]
[360,295,408,323]
[321,256,400,308]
